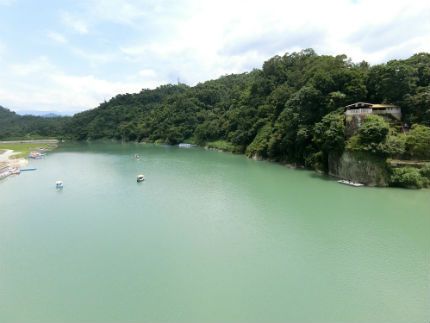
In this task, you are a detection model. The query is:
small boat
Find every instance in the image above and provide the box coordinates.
[337,179,364,187]
[178,143,194,148]
[137,174,145,182]
[29,151,43,159]
[20,168,37,171]
[56,180,64,189]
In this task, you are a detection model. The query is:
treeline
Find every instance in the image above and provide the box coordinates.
[1,49,430,185]
[0,106,70,140]
[67,50,430,161]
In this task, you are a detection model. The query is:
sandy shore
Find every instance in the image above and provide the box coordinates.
[0,150,28,179]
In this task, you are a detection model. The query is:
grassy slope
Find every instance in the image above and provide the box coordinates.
[0,142,57,158]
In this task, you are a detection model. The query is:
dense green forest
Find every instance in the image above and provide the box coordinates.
[2,49,430,187]
[0,106,69,140]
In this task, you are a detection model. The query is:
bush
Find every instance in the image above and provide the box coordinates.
[357,115,389,145]
[420,164,430,179]
[380,134,406,156]
[206,140,238,153]
[390,167,428,188]
[245,123,272,158]
[405,124,430,159]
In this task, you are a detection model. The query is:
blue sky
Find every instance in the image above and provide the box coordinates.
[1,0,430,114]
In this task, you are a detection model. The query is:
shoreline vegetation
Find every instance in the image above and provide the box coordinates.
[0,139,58,180]
[1,49,430,188]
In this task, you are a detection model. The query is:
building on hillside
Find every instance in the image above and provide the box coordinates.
[344,102,402,136]
[345,102,401,120]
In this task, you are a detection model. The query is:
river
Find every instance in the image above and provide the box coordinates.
[0,142,429,323]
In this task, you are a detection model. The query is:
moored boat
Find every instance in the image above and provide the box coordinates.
[29,151,43,159]
[337,179,364,187]
[178,143,194,148]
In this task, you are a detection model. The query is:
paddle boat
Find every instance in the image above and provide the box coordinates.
[56,180,64,189]
[29,151,43,159]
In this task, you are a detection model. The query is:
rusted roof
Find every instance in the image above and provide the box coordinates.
[345,102,399,110]
[345,102,372,109]
[371,104,399,109]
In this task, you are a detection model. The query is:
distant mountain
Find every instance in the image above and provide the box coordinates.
[16,110,75,117]
[0,105,70,139]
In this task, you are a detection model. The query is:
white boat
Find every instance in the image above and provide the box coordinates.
[56,180,64,189]
[337,179,364,187]
[178,143,193,148]
[29,151,43,159]
[137,174,145,182]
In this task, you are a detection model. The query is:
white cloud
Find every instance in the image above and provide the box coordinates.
[61,12,88,34]
[0,0,14,5]
[0,40,5,57]
[9,56,54,76]
[117,0,430,89]
[83,0,147,26]
[47,31,67,44]
[0,57,165,113]
[138,69,157,78]
[2,0,430,113]
[70,47,116,66]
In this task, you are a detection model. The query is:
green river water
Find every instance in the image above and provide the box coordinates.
[0,143,429,323]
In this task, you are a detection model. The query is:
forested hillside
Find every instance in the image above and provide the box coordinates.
[2,49,430,186]
[0,106,69,140]
[67,50,430,162]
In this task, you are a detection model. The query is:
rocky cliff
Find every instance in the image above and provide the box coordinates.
[328,151,389,186]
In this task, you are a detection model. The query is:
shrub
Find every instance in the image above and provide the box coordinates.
[420,164,430,179]
[405,124,430,159]
[390,167,428,188]
[357,115,389,145]
[246,123,272,158]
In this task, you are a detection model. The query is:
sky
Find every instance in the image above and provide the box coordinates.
[0,0,430,114]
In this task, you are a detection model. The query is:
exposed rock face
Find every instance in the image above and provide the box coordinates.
[328,151,389,186]
[251,153,263,161]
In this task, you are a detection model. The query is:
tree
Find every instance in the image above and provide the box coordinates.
[390,167,427,188]
[357,115,389,145]
[403,86,430,125]
[405,124,430,159]
[313,111,345,154]
[367,60,417,103]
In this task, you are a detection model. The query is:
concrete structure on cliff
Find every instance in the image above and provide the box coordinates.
[344,102,402,136]
[345,102,401,121]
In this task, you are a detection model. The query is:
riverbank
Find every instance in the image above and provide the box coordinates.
[0,150,27,180]
[0,139,59,180]
[0,139,59,158]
